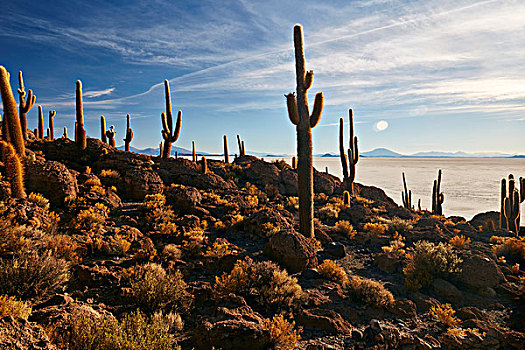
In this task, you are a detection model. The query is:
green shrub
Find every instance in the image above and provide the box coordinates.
[403,241,462,291]
[130,263,192,314]
[214,257,302,315]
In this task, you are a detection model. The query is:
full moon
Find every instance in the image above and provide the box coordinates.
[374,120,389,131]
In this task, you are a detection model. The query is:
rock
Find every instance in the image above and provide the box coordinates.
[25,158,78,206]
[297,308,352,334]
[374,253,401,273]
[352,329,363,341]
[264,229,318,273]
[324,242,346,258]
[470,211,500,230]
[279,168,298,195]
[301,268,322,280]
[458,254,503,290]
[166,185,202,210]
[0,316,56,350]
[431,278,463,303]
[387,299,417,319]
[244,207,294,238]
[314,170,339,195]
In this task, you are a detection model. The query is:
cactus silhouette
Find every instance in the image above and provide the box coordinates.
[431,169,444,215]
[223,135,229,163]
[63,126,68,139]
[0,140,26,198]
[123,114,133,152]
[291,156,297,169]
[100,116,107,143]
[501,174,523,234]
[17,71,36,141]
[0,66,25,156]
[75,80,87,150]
[343,191,350,206]
[236,135,246,156]
[37,105,44,139]
[402,172,413,210]
[161,80,182,158]
[159,142,163,157]
[48,110,55,140]
[106,125,116,147]
[201,156,208,174]
[339,109,359,194]
[285,25,324,238]
[192,141,196,162]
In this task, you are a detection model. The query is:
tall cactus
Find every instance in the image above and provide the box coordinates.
[401,172,413,210]
[223,135,229,163]
[37,105,44,139]
[75,80,87,150]
[160,80,182,159]
[339,109,359,194]
[0,140,26,198]
[100,116,107,143]
[106,125,115,147]
[123,114,133,152]
[48,110,55,140]
[431,169,444,215]
[0,66,25,156]
[17,71,36,141]
[63,126,68,139]
[285,25,324,238]
[192,141,196,162]
[236,135,246,156]
[501,174,524,234]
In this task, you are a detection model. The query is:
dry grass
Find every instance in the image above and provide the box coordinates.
[264,314,302,350]
[430,303,459,327]
[317,259,349,284]
[0,294,31,319]
[345,276,394,308]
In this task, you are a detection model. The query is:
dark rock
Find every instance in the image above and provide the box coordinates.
[458,254,503,290]
[244,207,294,237]
[264,229,318,273]
[352,329,363,341]
[431,278,463,303]
[301,268,322,280]
[166,185,202,210]
[324,242,346,258]
[297,308,352,334]
[470,211,500,230]
[0,316,56,350]
[25,158,78,206]
[374,253,401,273]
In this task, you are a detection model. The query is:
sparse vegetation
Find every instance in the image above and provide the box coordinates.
[317,259,349,284]
[345,276,394,307]
[430,303,459,327]
[0,294,32,319]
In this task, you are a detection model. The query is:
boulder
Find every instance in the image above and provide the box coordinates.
[0,316,56,350]
[244,207,294,237]
[297,308,352,334]
[166,185,202,210]
[431,278,463,303]
[458,254,503,290]
[25,158,77,206]
[264,229,318,273]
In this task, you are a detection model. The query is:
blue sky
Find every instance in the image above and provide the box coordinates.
[1,0,524,154]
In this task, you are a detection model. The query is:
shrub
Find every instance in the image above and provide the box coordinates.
[403,241,462,291]
[72,206,107,232]
[481,219,496,232]
[214,257,302,315]
[382,232,406,257]
[449,235,471,248]
[204,239,232,260]
[333,220,356,238]
[430,303,459,327]
[141,194,166,211]
[318,205,339,221]
[317,259,348,284]
[99,169,120,179]
[384,217,413,235]
[0,295,31,319]
[364,222,386,236]
[264,314,302,350]
[27,192,50,210]
[491,236,525,264]
[65,309,179,350]
[130,263,192,314]
[345,276,394,307]
[0,250,70,302]
[152,310,184,333]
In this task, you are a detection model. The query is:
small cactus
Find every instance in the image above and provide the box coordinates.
[123,114,133,152]
[0,66,25,156]
[285,25,324,238]
[160,80,182,159]
[431,169,444,215]
[105,125,116,147]
[339,110,359,194]
[48,110,55,140]
[100,116,107,143]
[343,191,350,206]
[37,105,44,139]
[63,126,68,139]
[223,135,229,163]
[75,80,87,150]
[201,156,208,174]
[17,71,36,141]
[291,156,297,169]
[192,141,196,162]
[0,140,26,198]
[401,172,413,210]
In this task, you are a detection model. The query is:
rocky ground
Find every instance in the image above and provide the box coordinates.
[0,134,524,349]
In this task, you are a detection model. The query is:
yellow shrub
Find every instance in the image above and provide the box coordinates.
[83,177,102,187]
[491,236,525,264]
[73,208,106,231]
[430,303,459,327]
[333,220,356,238]
[204,239,232,260]
[0,295,31,319]
[264,315,302,350]
[449,235,471,248]
[28,192,50,210]
[364,222,386,236]
[286,197,299,210]
[447,327,486,337]
[346,276,394,307]
[141,194,166,211]
[99,169,120,178]
[318,205,339,221]
[317,259,348,284]
[382,233,406,257]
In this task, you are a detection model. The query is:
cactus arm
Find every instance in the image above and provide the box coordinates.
[309,92,323,128]
[286,93,300,125]
[171,110,182,142]
[161,112,170,136]
[164,80,173,133]
[0,67,25,155]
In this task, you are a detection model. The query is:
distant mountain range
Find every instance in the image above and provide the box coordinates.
[120,145,524,159]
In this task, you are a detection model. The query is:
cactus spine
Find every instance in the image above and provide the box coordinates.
[0,140,26,198]
[431,169,444,215]
[201,156,208,174]
[223,135,229,163]
[17,71,36,140]
[48,110,55,140]
[37,105,44,139]
[339,109,359,194]
[285,25,324,238]
[124,114,133,152]
[100,116,107,143]
[236,135,245,156]
[106,126,115,147]
[401,172,413,209]
[161,80,182,159]
[75,80,87,150]
[0,67,25,156]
